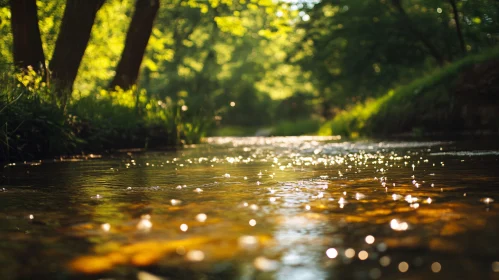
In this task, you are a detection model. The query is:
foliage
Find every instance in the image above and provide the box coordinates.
[1,69,189,161]
[0,68,78,161]
[0,4,12,66]
[318,48,499,138]
[75,0,133,95]
[292,0,499,115]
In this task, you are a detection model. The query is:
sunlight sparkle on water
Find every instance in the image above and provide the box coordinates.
[365,235,375,244]
[180,224,188,232]
[195,213,207,222]
[101,223,111,232]
[358,250,368,260]
[355,193,365,200]
[405,195,418,203]
[238,235,258,249]
[481,197,494,205]
[326,248,338,258]
[390,219,409,231]
[249,219,257,226]
[398,262,409,272]
[170,199,182,205]
[137,218,152,231]
[431,262,442,273]
[344,248,355,258]
[254,256,279,271]
[186,250,204,262]
[392,194,402,200]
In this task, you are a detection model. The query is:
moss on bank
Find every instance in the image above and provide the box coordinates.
[319,48,499,138]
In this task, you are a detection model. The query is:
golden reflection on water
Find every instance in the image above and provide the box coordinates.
[1,137,499,279]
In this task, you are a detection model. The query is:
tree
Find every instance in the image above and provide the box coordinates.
[390,0,446,66]
[448,0,466,54]
[9,0,46,74]
[49,0,105,105]
[109,0,160,91]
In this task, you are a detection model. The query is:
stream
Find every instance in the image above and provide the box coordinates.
[1,136,498,280]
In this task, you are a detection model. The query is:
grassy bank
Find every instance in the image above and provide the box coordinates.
[0,69,208,162]
[319,48,499,138]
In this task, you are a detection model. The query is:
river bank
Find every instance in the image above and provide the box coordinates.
[318,48,499,139]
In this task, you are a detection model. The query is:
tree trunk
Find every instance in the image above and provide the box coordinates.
[49,0,105,104]
[109,0,160,91]
[391,0,446,66]
[10,0,46,74]
[449,0,466,55]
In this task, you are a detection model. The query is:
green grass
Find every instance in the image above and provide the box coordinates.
[0,70,209,161]
[1,69,79,161]
[319,48,499,138]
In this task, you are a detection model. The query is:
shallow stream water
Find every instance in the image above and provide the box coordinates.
[1,136,499,280]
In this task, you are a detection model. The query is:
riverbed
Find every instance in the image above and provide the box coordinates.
[1,136,498,279]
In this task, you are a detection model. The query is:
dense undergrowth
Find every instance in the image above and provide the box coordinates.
[318,48,499,138]
[0,68,208,162]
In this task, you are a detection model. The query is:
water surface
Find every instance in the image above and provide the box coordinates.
[1,136,499,280]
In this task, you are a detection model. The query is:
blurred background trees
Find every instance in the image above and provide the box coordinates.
[291,0,499,117]
[0,0,498,160]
